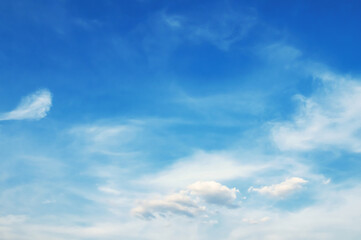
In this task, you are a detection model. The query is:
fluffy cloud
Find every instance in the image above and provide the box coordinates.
[0,89,52,121]
[132,191,205,219]
[272,72,361,152]
[132,181,239,219]
[248,177,307,197]
[188,181,239,208]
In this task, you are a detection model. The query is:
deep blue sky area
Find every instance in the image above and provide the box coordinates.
[1,0,360,120]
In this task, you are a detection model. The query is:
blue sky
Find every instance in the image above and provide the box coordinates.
[1,0,361,239]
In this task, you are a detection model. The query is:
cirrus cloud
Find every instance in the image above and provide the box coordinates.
[0,89,52,121]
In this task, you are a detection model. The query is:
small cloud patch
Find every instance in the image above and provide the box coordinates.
[0,89,52,121]
[188,181,239,208]
[132,181,240,219]
[248,177,307,197]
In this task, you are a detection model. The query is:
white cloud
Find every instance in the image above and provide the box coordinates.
[0,89,52,121]
[132,181,240,219]
[139,151,268,190]
[272,72,361,152]
[248,177,307,197]
[3,184,361,240]
[132,191,205,219]
[188,181,239,208]
[229,185,361,240]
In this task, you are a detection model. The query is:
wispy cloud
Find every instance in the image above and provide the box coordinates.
[0,89,52,121]
[139,151,268,190]
[260,43,302,64]
[68,123,140,156]
[175,89,267,121]
[272,72,361,152]
[161,7,258,51]
[130,5,258,68]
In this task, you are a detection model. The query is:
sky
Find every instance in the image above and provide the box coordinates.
[1,0,361,239]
